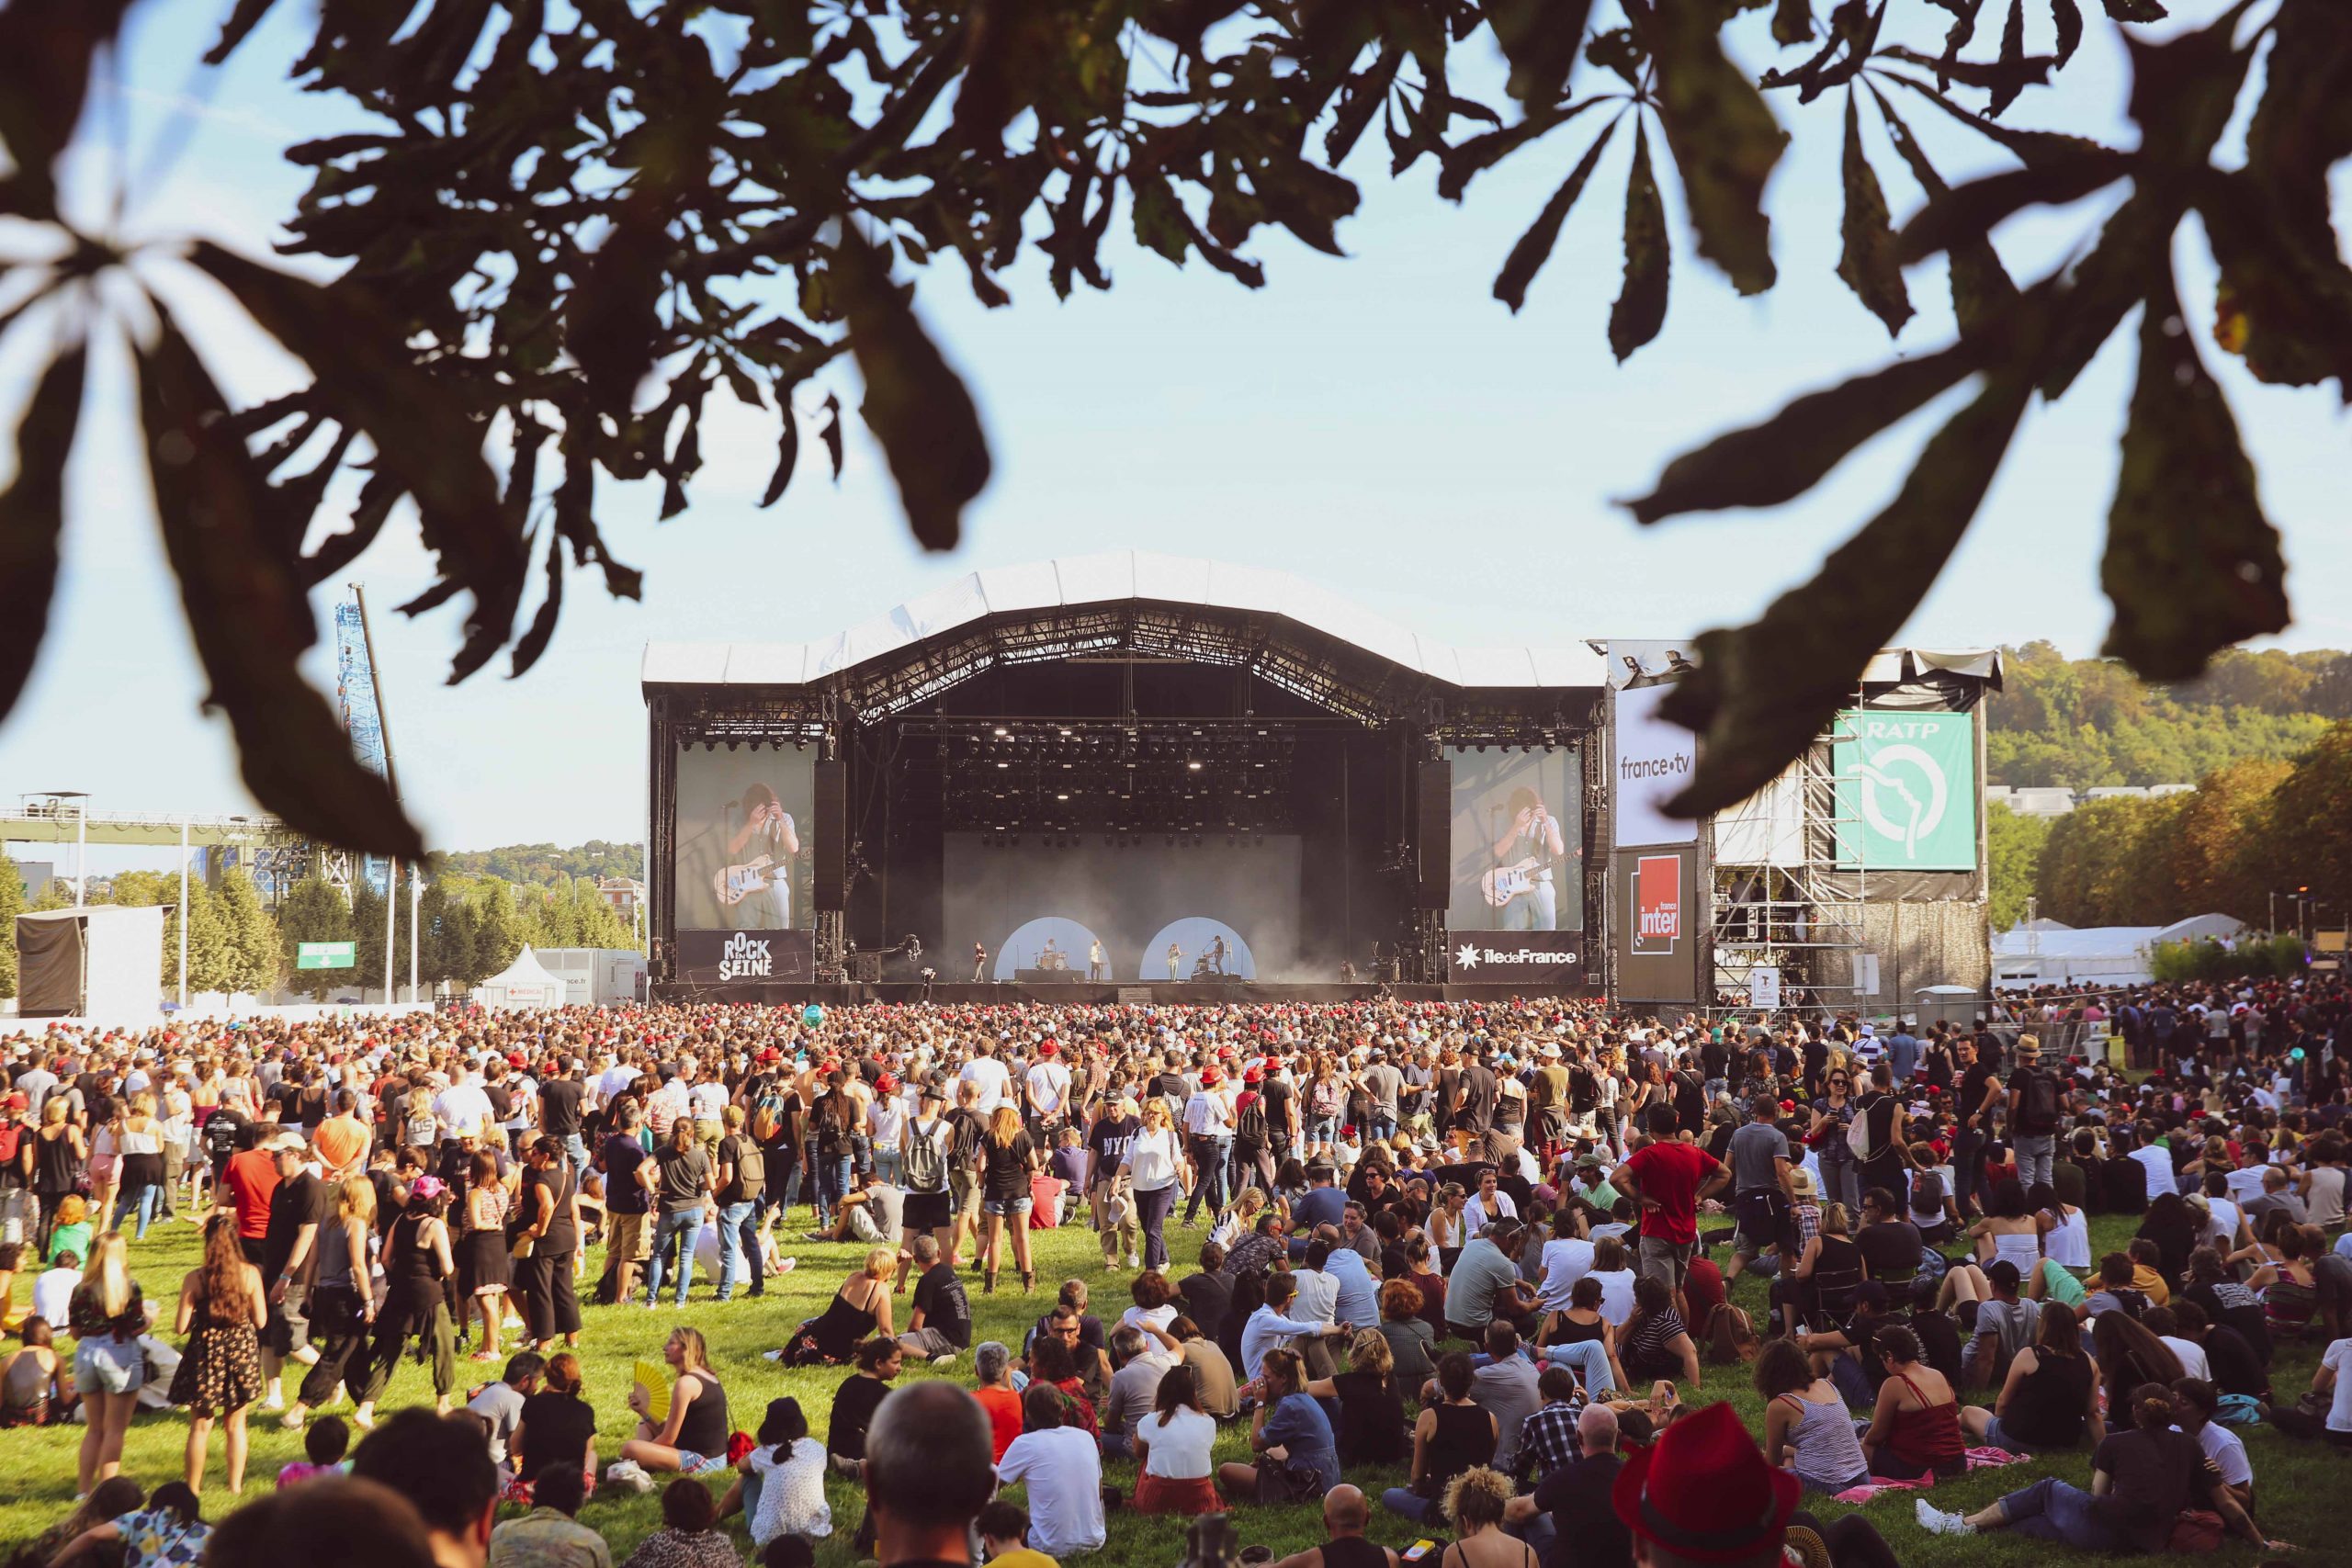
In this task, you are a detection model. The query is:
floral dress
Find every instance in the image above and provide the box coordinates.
[169,1283,263,1414]
[114,1507,212,1568]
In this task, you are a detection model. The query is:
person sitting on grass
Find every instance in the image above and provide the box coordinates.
[47,1485,211,1568]
[1916,1382,2288,1552]
[1383,1351,1496,1522]
[722,1395,832,1549]
[16,1476,142,1568]
[619,1477,740,1568]
[975,1500,1049,1568]
[775,1247,895,1367]
[619,1325,732,1477]
[1131,1363,1221,1515]
[996,1383,1106,1559]
[509,1351,597,1506]
[895,1234,972,1367]
[30,1248,80,1333]
[1431,1466,1528,1568]
[0,1315,62,1427]
[827,1337,904,1475]
[349,1408,501,1568]
[277,1414,352,1487]
[1219,1345,1341,1506]
[2169,1377,2253,1510]
[1753,1338,1869,1495]
[489,1464,609,1568]
[1960,1297,2101,1456]
[1270,1485,1401,1568]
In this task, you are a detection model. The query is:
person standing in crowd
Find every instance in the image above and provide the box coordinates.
[514,1137,583,1352]
[172,1216,266,1495]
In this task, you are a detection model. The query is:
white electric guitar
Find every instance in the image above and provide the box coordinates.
[1481,859,1542,908]
[714,854,781,908]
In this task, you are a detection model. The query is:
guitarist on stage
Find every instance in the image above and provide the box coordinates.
[718,783,798,929]
[1487,785,1565,931]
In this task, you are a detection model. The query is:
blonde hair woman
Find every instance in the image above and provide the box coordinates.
[1118,1095,1194,1274]
[1440,1467,1533,1568]
[977,1104,1040,1294]
[281,1175,376,1431]
[68,1232,146,1495]
[780,1247,898,1367]
[621,1325,734,1475]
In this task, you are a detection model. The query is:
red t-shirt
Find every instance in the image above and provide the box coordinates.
[1683,1256,1726,1322]
[974,1382,1023,1462]
[1620,1142,1721,1246]
[221,1148,281,1239]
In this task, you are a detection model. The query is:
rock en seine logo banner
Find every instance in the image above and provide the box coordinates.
[1830,710,1977,871]
[717,931,774,980]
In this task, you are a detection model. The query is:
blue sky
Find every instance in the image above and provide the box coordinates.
[1,1,2344,861]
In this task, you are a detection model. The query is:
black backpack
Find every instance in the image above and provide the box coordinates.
[905,1119,948,1193]
[1236,1098,1269,1149]
[2017,1069,2061,1134]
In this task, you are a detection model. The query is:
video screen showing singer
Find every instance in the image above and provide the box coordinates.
[1448,747,1581,935]
[673,750,815,931]
[1486,787,1565,931]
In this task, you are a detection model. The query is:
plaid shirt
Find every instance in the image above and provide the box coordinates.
[1514,1397,1587,1482]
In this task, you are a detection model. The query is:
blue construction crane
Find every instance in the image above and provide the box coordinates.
[332,585,401,898]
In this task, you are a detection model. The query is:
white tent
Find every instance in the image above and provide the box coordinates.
[472,946,569,1010]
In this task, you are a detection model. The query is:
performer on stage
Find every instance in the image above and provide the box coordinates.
[972,942,988,982]
[1488,786,1566,931]
[1165,941,1182,981]
[1087,940,1105,982]
[1040,937,1064,972]
[1207,933,1227,976]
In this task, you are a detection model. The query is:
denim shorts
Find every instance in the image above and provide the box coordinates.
[982,1195,1034,1217]
[673,1450,729,1475]
[1979,1414,2038,1455]
[74,1335,145,1396]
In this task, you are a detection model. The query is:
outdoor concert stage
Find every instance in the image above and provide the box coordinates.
[654,980,1578,1008]
[642,553,2001,1011]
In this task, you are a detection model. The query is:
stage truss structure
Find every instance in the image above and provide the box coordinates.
[1709,703,1871,1016]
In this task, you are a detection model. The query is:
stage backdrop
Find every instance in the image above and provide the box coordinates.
[943,833,1303,981]
[1447,746,1583,934]
[672,749,817,934]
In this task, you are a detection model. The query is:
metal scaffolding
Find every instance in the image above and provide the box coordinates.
[1710,703,1871,1018]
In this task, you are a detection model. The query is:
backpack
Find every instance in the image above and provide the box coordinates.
[1236,1098,1268,1149]
[1845,1100,1880,1162]
[1703,1301,1760,1365]
[734,1140,765,1198]
[904,1119,948,1193]
[2016,1069,2061,1134]
[751,1091,784,1145]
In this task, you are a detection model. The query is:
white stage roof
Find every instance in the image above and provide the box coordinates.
[643,552,1611,692]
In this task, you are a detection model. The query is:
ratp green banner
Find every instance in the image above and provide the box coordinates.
[1832,710,1977,870]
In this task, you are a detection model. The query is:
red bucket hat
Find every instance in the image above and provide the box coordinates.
[1611,1401,1798,1563]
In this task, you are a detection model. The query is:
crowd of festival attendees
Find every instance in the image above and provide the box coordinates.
[1,971,2346,1568]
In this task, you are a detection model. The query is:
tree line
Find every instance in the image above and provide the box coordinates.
[1988,722,2352,933]
[0,855,637,1001]
[1988,642,2350,790]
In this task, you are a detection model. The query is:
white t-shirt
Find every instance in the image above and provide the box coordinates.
[1537,1236,1596,1309]
[1026,1062,1071,1120]
[2160,1336,2211,1382]
[1126,1126,1184,1191]
[32,1269,78,1327]
[960,1057,1012,1113]
[996,1426,1106,1557]
[1592,1268,1636,1326]
[746,1438,833,1544]
[1139,1406,1216,1479]
[2180,1421,2252,1487]
[2325,1338,2352,1434]
[1291,1268,1340,1327]
[2129,1145,2177,1200]
[2200,1196,2242,1250]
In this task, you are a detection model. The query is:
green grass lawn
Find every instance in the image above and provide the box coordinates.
[3,1205,2340,1564]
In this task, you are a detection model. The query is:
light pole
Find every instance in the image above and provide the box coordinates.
[410,864,422,1003]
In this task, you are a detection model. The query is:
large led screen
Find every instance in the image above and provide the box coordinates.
[672,748,817,932]
[1448,746,1583,933]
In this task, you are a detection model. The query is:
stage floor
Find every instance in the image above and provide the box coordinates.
[650,979,1600,1006]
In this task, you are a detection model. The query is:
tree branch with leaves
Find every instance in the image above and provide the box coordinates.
[0,0,2339,852]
